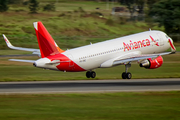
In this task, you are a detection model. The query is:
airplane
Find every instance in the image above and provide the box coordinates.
[3,21,176,79]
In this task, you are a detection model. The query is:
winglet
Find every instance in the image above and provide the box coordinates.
[2,34,14,48]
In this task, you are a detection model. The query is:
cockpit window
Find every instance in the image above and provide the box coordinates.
[165,35,169,39]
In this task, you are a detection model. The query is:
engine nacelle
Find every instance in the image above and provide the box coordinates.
[139,56,163,69]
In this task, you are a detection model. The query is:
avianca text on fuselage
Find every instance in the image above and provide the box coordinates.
[123,36,159,51]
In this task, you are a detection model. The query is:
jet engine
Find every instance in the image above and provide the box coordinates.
[139,56,163,69]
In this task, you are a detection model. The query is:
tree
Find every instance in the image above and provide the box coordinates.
[149,0,180,34]
[119,0,145,20]
[119,0,136,19]
[147,0,160,11]
[145,0,160,24]
[136,0,145,14]
[43,3,55,12]
[29,0,39,14]
[0,0,8,12]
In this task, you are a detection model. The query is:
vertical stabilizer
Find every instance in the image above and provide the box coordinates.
[33,21,64,58]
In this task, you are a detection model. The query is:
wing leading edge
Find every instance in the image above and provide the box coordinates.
[100,51,174,68]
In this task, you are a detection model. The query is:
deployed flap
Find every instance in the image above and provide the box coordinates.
[2,34,40,56]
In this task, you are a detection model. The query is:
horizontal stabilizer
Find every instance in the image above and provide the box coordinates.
[45,60,70,65]
[9,59,36,63]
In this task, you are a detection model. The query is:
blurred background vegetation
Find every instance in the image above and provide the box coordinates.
[0,0,180,49]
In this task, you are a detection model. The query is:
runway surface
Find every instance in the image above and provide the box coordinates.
[0,78,180,94]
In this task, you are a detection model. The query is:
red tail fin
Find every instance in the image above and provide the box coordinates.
[33,21,64,58]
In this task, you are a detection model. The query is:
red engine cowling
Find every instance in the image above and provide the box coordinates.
[139,56,163,69]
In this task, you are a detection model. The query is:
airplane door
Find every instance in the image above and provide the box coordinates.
[157,33,164,46]
[67,54,74,67]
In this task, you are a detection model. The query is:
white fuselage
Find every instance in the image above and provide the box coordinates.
[62,30,171,70]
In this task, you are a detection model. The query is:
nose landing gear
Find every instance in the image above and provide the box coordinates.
[86,71,96,78]
[122,63,132,79]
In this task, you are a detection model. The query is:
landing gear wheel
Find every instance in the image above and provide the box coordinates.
[122,63,132,79]
[126,72,132,79]
[86,71,91,78]
[122,72,126,79]
[121,72,132,79]
[86,71,96,78]
[91,71,96,78]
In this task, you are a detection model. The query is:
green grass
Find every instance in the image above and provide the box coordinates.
[0,50,32,55]
[0,92,180,120]
[0,52,180,81]
[0,63,179,81]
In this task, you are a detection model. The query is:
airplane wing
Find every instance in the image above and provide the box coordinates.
[100,51,174,67]
[2,34,40,56]
[113,52,174,66]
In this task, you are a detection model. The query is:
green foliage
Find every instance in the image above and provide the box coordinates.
[119,0,136,17]
[119,0,145,20]
[90,11,103,17]
[105,18,114,26]
[0,0,8,12]
[23,0,29,5]
[29,0,39,14]
[146,0,160,11]
[43,3,55,11]
[58,13,66,17]
[78,7,85,13]
[118,17,127,24]
[22,26,35,34]
[8,0,24,4]
[149,0,180,34]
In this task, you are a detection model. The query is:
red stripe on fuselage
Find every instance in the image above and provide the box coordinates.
[47,54,86,72]
[169,39,176,50]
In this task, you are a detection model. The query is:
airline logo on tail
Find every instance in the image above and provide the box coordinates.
[5,38,9,43]
[33,22,64,58]
[150,35,159,46]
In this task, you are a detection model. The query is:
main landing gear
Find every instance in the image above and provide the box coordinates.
[86,71,96,78]
[122,63,132,79]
